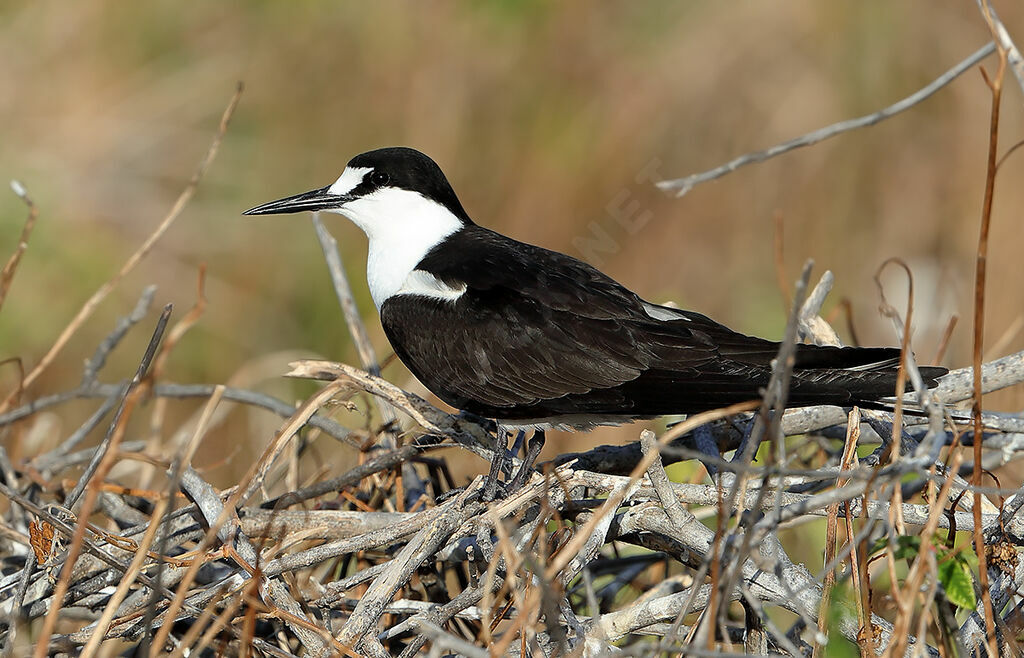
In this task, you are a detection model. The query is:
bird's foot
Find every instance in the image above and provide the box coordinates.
[469,430,546,503]
[481,432,513,501]
[455,411,499,434]
[507,430,546,492]
[442,481,509,504]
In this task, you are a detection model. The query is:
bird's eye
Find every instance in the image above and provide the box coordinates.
[369,171,390,186]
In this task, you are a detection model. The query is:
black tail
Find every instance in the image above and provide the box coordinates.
[788,344,947,409]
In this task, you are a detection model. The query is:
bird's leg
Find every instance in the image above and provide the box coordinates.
[481,428,510,502]
[730,414,759,463]
[508,430,546,492]
[509,429,526,458]
[692,424,720,477]
[721,414,760,489]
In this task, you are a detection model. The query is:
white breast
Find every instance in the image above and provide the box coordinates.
[394,270,467,303]
[328,187,464,309]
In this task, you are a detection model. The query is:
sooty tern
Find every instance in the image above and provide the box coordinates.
[245,147,946,488]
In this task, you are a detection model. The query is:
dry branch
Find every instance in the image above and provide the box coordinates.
[4,322,1023,656]
[0,181,38,314]
[0,84,243,415]
[656,43,997,197]
[4,24,1024,653]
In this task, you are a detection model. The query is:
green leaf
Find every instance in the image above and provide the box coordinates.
[870,535,921,561]
[938,558,977,610]
[954,548,979,569]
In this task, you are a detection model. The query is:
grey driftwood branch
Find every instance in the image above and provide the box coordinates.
[7,306,1021,655]
[5,49,1024,649]
[6,375,1024,656]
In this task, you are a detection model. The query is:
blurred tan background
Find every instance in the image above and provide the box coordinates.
[2,2,1022,494]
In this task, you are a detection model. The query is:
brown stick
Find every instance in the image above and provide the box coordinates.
[973,4,1007,655]
[0,84,242,415]
[814,407,860,658]
[33,306,172,658]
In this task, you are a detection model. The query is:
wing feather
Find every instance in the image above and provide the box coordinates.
[379,225,941,421]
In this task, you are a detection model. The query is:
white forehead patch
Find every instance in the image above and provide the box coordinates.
[328,166,372,195]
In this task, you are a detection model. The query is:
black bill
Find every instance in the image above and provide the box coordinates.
[243,185,352,215]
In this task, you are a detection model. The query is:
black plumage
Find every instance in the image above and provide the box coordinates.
[382,225,945,426]
[245,146,947,430]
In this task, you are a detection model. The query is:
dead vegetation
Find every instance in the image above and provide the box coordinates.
[2,5,1024,657]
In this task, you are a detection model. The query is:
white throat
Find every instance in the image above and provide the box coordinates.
[328,187,464,309]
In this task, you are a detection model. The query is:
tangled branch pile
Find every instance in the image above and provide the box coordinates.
[3,11,1024,655]
[0,267,1022,657]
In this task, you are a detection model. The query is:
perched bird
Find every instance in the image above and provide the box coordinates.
[245,147,945,486]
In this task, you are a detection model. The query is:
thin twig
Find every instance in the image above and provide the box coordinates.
[33,305,172,658]
[657,43,996,197]
[971,4,1007,655]
[0,180,39,314]
[0,83,242,414]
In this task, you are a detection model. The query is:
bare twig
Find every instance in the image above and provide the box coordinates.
[6,44,1024,654]
[0,84,242,414]
[336,482,483,651]
[976,0,1024,96]
[640,429,693,530]
[63,305,173,511]
[33,305,172,658]
[0,181,39,314]
[657,43,996,196]
[286,359,495,456]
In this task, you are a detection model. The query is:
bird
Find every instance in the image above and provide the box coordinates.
[245,146,946,490]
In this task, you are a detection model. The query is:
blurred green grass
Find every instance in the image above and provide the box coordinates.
[1,0,1022,500]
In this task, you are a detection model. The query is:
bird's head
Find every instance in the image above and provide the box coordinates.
[244,147,473,242]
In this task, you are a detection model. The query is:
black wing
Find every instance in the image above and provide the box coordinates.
[381,228,714,411]
[381,226,942,421]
